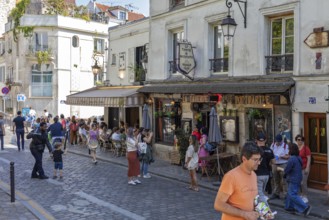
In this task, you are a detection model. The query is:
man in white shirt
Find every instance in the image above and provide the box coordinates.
[269,134,289,200]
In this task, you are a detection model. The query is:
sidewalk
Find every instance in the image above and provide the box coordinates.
[68,144,329,220]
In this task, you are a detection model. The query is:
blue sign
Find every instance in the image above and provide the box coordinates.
[309,97,316,104]
[1,87,9,95]
[17,94,26,102]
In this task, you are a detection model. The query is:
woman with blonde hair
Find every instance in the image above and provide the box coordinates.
[185,135,199,191]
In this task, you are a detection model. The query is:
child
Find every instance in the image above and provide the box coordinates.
[53,142,64,179]
[185,135,199,192]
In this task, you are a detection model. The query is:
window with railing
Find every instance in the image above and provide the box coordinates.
[210,25,229,73]
[33,32,48,52]
[170,0,184,8]
[31,64,52,97]
[169,30,184,74]
[266,17,294,74]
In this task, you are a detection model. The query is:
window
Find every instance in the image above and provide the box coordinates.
[119,11,126,20]
[31,64,52,97]
[0,42,5,55]
[170,0,184,8]
[72,36,79,48]
[34,32,48,51]
[266,17,294,73]
[169,30,184,73]
[94,38,104,53]
[111,54,116,65]
[135,46,145,82]
[0,66,5,82]
[210,25,229,73]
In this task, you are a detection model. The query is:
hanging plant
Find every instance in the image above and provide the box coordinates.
[36,49,53,65]
[247,108,263,120]
[194,112,202,122]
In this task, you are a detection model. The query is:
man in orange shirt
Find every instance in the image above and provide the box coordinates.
[214,142,261,220]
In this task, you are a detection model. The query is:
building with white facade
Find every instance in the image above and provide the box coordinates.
[134,0,329,190]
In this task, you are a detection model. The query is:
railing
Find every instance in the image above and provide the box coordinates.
[169,60,178,73]
[265,54,293,74]
[209,58,229,72]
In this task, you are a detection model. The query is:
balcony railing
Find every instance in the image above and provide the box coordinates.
[209,58,229,72]
[169,60,179,73]
[265,54,293,74]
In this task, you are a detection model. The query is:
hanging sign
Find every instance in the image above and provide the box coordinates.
[178,41,196,80]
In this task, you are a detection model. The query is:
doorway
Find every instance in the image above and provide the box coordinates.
[304,113,328,190]
[126,107,139,128]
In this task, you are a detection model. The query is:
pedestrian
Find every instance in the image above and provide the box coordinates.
[198,127,209,178]
[13,111,26,151]
[0,114,5,150]
[191,126,201,141]
[44,109,49,118]
[126,127,141,185]
[214,142,261,220]
[52,141,64,179]
[69,116,78,145]
[87,123,99,164]
[295,134,311,203]
[32,117,41,130]
[255,133,275,205]
[185,135,199,192]
[47,116,63,148]
[60,114,66,136]
[26,122,52,179]
[269,134,290,200]
[139,128,154,178]
[283,143,312,216]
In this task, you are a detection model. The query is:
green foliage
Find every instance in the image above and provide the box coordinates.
[9,0,31,42]
[175,128,190,162]
[36,49,53,66]
[45,0,67,15]
[128,63,145,81]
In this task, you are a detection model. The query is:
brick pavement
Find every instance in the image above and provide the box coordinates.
[0,125,328,219]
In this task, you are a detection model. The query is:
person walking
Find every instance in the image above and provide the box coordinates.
[13,111,26,151]
[295,134,311,203]
[87,123,99,164]
[126,127,141,185]
[52,141,64,179]
[0,114,5,150]
[26,122,52,179]
[283,143,312,216]
[214,142,261,220]
[198,127,209,178]
[69,116,78,145]
[139,129,154,179]
[47,116,63,147]
[255,133,275,205]
[270,134,289,200]
[185,135,199,192]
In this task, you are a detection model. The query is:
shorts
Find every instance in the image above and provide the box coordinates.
[54,162,63,170]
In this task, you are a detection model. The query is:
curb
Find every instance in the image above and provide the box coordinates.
[0,180,55,220]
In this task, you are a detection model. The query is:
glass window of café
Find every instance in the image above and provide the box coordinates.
[154,98,182,144]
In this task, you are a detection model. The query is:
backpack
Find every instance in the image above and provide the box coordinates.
[205,142,216,155]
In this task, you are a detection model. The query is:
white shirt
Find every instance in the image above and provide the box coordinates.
[111,132,121,141]
[271,142,289,164]
[126,137,137,152]
[29,109,36,116]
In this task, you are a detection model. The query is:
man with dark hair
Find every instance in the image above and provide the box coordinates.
[255,133,275,205]
[214,142,261,220]
[27,122,52,179]
[13,111,26,151]
[47,116,63,148]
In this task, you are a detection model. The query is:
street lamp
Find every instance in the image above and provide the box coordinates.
[91,59,101,76]
[221,0,247,39]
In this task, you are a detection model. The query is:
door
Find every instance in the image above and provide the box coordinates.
[108,108,119,129]
[304,113,328,190]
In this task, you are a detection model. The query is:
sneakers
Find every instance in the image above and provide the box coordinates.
[143,174,151,179]
[128,180,136,185]
[301,196,309,203]
[134,179,142,184]
[303,205,312,216]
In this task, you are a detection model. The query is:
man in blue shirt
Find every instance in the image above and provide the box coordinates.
[47,116,63,147]
[13,111,26,151]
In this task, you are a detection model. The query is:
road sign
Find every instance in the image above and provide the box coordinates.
[17,94,26,102]
[1,87,9,95]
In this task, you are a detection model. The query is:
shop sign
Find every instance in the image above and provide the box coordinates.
[178,41,196,80]
[182,95,208,103]
[304,27,329,48]
[235,95,271,105]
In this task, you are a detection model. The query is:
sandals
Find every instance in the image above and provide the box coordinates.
[186,186,199,192]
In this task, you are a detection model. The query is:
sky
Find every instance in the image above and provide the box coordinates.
[75,0,149,16]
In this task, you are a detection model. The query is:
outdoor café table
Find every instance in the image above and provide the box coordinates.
[200,152,236,177]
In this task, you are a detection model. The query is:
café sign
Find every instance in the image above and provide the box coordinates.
[178,41,196,80]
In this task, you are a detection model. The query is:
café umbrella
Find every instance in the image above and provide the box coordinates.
[142,104,151,130]
[208,106,223,184]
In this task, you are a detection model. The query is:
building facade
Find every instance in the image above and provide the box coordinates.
[135,0,329,190]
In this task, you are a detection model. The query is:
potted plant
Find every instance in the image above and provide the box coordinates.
[36,49,53,66]
[128,63,145,84]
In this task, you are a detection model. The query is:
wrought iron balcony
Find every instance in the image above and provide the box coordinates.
[169,60,179,73]
[265,54,293,74]
[209,58,229,72]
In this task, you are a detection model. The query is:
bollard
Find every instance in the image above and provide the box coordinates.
[10,162,15,203]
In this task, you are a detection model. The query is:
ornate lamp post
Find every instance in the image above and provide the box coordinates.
[221,0,247,39]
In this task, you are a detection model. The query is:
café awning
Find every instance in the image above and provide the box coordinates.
[65,86,144,107]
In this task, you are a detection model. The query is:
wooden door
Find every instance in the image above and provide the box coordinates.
[304,113,328,190]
